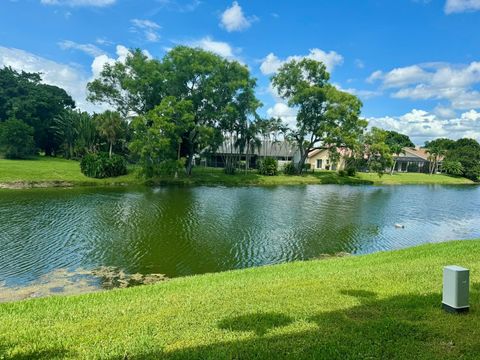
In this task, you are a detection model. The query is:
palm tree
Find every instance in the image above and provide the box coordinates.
[389,144,405,175]
[53,111,78,159]
[95,111,125,158]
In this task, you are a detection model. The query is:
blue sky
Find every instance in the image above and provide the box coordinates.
[1,0,480,144]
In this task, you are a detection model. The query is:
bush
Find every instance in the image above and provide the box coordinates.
[303,163,312,171]
[338,170,347,177]
[283,162,296,175]
[0,118,36,159]
[80,152,127,178]
[346,167,356,176]
[258,157,278,176]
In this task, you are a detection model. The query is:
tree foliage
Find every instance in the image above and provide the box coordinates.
[89,46,260,176]
[271,58,366,174]
[363,127,394,177]
[444,138,480,181]
[0,67,75,155]
[0,118,36,159]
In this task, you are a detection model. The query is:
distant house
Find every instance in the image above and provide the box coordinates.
[393,147,441,173]
[306,146,441,173]
[203,140,301,168]
[306,148,351,171]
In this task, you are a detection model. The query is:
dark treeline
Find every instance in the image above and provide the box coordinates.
[0,46,479,181]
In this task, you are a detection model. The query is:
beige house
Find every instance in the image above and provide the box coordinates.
[306,148,349,171]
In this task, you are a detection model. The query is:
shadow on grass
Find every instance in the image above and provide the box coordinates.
[0,346,71,360]
[120,286,479,360]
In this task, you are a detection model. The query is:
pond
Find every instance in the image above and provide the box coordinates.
[0,185,479,300]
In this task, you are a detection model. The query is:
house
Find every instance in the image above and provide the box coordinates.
[393,147,441,173]
[306,148,351,171]
[203,140,301,168]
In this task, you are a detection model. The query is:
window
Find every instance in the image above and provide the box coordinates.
[316,159,323,169]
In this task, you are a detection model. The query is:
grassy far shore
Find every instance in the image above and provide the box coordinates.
[0,240,479,359]
[0,157,475,188]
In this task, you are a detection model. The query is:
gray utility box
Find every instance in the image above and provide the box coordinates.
[442,265,469,313]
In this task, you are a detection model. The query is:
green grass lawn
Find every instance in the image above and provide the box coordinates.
[1,240,479,359]
[357,172,474,185]
[0,157,475,188]
[0,157,139,187]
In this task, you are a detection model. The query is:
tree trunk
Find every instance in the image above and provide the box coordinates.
[185,153,194,176]
[296,150,308,175]
[109,142,113,158]
[390,159,397,175]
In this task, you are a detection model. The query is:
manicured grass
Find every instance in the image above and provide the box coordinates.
[1,240,479,359]
[0,157,474,188]
[358,172,474,185]
[0,157,140,187]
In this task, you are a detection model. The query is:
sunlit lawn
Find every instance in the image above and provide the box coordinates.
[0,157,474,187]
[1,240,479,359]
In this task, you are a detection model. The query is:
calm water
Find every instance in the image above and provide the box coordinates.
[0,185,479,291]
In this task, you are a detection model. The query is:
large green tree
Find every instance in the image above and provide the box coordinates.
[271,59,365,173]
[363,127,394,177]
[0,118,36,159]
[444,138,480,181]
[424,138,455,175]
[88,46,259,176]
[0,67,75,155]
[87,50,165,116]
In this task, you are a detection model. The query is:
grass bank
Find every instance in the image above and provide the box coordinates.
[1,240,479,359]
[0,157,474,188]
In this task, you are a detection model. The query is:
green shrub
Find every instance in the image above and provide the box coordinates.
[338,170,347,177]
[258,157,278,176]
[346,167,356,176]
[80,152,127,178]
[303,163,311,171]
[0,118,36,159]
[283,162,296,175]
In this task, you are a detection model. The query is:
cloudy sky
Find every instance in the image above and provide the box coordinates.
[1,0,480,144]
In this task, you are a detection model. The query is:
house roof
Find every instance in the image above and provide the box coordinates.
[212,140,298,157]
[397,147,444,161]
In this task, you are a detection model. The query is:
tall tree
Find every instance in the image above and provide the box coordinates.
[271,59,365,173]
[0,67,75,155]
[87,50,165,116]
[444,138,480,181]
[363,127,394,177]
[424,138,455,175]
[161,46,259,175]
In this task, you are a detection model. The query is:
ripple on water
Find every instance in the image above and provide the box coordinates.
[0,185,479,293]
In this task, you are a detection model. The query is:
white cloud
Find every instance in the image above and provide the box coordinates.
[367,108,480,144]
[130,19,161,42]
[0,45,141,113]
[368,62,480,110]
[260,48,344,75]
[187,36,238,60]
[266,102,297,127]
[58,40,105,57]
[0,46,93,111]
[220,1,256,32]
[153,0,201,13]
[354,59,365,69]
[40,0,116,7]
[445,0,480,13]
[91,45,130,78]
